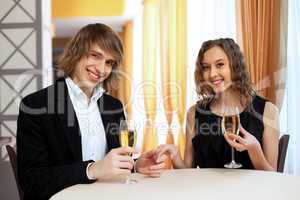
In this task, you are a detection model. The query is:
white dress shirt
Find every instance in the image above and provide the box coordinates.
[65,77,107,162]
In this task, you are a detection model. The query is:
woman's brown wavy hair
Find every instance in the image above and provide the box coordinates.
[195,38,255,107]
[57,23,123,92]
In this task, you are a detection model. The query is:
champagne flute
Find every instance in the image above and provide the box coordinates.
[221,108,242,169]
[119,120,138,184]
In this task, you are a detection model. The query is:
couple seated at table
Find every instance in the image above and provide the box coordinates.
[17,23,279,200]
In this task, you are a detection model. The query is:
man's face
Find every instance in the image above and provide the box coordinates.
[71,45,116,90]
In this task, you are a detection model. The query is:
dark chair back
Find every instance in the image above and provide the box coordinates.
[5,145,24,200]
[277,134,290,173]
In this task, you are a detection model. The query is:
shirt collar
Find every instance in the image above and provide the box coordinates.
[65,77,105,102]
[91,84,105,102]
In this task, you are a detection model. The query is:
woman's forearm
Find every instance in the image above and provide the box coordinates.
[248,145,276,171]
[172,155,187,169]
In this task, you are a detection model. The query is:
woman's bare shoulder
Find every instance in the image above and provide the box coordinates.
[186,104,199,129]
[187,104,197,120]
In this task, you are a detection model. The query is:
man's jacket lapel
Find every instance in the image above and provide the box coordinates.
[55,78,82,161]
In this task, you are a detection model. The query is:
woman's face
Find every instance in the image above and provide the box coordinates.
[201,46,233,94]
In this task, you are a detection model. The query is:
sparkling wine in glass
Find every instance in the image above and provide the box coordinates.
[119,120,138,183]
[221,111,242,169]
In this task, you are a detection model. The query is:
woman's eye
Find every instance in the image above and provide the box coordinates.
[202,66,210,71]
[216,63,224,68]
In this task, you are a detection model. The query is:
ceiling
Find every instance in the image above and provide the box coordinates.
[52,0,143,37]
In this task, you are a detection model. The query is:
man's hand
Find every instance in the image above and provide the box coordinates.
[135,150,166,178]
[88,147,134,181]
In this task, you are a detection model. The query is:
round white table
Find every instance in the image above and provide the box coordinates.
[50,169,300,200]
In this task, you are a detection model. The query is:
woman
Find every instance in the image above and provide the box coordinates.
[156,38,279,171]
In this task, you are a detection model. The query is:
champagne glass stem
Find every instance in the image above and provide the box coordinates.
[231,147,235,163]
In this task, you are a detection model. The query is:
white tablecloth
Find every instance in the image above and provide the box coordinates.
[51,168,300,200]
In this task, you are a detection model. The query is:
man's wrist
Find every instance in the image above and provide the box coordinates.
[86,162,97,180]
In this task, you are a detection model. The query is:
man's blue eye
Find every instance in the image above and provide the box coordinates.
[106,60,115,67]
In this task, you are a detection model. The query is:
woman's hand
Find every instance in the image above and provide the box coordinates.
[155,144,180,161]
[224,126,260,153]
[154,144,186,168]
[135,150,166,177]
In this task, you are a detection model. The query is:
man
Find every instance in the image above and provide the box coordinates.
[17,23,165,200]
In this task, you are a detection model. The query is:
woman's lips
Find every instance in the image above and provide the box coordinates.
[211,79,223,86]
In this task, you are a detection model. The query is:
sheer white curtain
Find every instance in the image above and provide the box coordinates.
[131,0,237,149]
[280,0,300,175]
[187,0,236,109]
